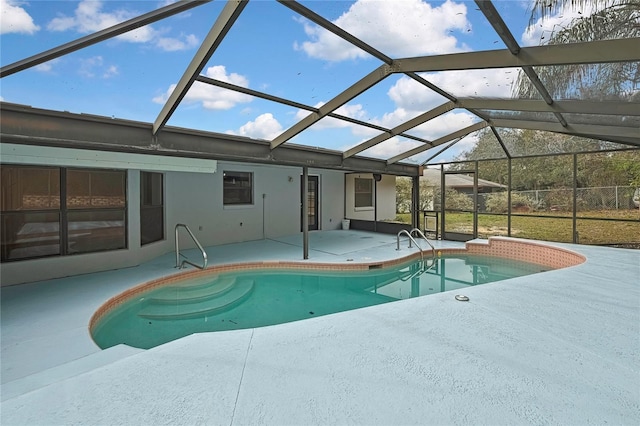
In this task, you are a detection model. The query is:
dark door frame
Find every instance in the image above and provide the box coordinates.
[301,175,319,231]
[441,169,477,242]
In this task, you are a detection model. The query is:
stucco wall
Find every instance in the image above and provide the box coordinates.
[345,173,396,222]
[167,162,346,249]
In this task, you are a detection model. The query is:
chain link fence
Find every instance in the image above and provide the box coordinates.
[475,186,638,214]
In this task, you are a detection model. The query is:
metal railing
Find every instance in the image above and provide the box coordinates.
[396,229,425,262]
[410,228,437,273]
[175,224,208,270]
[410,228,436,256]
[397,229,438,275]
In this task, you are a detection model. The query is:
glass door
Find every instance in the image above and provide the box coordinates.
[301,175,319,231]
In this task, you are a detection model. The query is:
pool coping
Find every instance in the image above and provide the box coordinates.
[89,236,587,343]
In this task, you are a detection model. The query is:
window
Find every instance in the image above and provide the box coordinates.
[1,166,61,260]
[354,178,373,208]
[140,172,164,245]
[223,171,253,205]
[66,168,126,255]
[1,165,126,261]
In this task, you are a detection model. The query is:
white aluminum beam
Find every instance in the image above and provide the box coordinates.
[1,1,209,78]
[387,122,489,164]
[152,0,247,135]
[395,38,640,72]
[491,118,640,143]
[455,98,640,116]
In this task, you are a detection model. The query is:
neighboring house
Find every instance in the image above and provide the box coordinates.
[422,168,505,193]
[421,168,505,210]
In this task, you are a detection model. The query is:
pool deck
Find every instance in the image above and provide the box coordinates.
[1,230,639,425]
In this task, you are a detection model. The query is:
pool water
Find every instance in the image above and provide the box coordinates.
[92,255,549,349]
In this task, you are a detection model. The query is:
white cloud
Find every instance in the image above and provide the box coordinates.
[78,56,117,79]
[118,25,157,44]
[294,0,471,61]
[34,58,60,73]
[412,111,476,140]
[357,136,423,159]
[228,113,284,140]
[388,69,515,112]
[47,0,198,51]
[451,132,480,154]
[153,65,253,110]
[156,33,199,51]
[0,0,40,34]
[103,65,118,78]
[521,2,597,46]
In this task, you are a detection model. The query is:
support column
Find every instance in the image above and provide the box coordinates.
[412,175,420,229]
[473,161,479,239]
[507,158,512,237]
[573,154,578,244]
[440,164,445,239]
[302,166,309,259]
[373,173,381,232]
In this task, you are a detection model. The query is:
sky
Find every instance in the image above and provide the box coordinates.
[0,0,592,164]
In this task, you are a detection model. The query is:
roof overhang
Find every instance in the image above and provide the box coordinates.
[0,102,421,177]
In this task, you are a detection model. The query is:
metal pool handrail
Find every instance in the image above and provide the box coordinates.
[410,228,436,258]
[397,229,424,263]
[175,224,208,270]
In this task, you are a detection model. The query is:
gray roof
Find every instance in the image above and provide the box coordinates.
[422,168,505,189]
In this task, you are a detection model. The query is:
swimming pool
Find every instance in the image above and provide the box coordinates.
[91,255,550,349]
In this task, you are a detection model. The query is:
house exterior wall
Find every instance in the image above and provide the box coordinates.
[1,161,346,286]
[345,173,396,222]
[166,162,345,249]
[317,170,347,230]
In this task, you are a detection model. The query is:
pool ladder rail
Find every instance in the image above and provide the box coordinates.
[175,224,208,270]
[397,228,436,271]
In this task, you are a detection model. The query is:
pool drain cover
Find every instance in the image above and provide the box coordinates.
[455,295,469,302]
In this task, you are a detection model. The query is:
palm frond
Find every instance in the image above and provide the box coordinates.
[528,0,620,25]
[516,0,640,100]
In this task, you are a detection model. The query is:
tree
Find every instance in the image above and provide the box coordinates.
[516,0,640,100]
[607,150,640,187]
[396,177,438,213]
[453,123,640,188]
[395,177,412,213]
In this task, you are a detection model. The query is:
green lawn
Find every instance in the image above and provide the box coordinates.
[394,210,640,245]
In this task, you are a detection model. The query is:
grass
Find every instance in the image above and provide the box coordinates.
[394,210,640,245]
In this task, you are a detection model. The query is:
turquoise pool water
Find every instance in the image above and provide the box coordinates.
[92,255,549,349]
